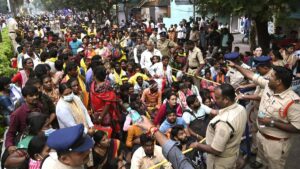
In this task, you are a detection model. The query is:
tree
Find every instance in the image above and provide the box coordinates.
[42,0,118,22]
[196,0,298,50]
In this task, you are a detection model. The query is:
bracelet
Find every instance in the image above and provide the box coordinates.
[149,126,159,137]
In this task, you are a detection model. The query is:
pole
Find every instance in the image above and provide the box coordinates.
[193,0,195,19]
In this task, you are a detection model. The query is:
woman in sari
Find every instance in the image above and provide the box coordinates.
[154,92,183,125]
[56,83,94,135]
[11,58,34,88]
[90,66,121,136]
[90,130,127,169]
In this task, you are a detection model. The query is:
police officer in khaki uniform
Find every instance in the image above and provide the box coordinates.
[224,52,251,89]
[184,40,205,88]
[236,56,273,168]
[157,31,177,57]
[229,62,300,169]
[190,84,247,169]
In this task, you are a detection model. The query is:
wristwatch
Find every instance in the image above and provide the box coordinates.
[270,120,275,127]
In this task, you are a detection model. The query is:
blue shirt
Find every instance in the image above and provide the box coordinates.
[69,40,82,55]
[159,117,187,134]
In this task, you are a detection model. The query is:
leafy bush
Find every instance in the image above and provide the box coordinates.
[0,28,17,77]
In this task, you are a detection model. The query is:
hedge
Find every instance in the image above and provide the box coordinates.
[0,27,16,77]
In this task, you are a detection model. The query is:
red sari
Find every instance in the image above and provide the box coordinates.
[90,81,121,133]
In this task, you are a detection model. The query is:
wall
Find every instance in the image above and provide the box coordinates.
[163,0,194,28]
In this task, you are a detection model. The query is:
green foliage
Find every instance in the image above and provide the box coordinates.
[196,0,298,21]
[0,28,17,77]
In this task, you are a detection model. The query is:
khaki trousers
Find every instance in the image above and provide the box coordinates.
[207,153,238,169]
[256,132,291,169]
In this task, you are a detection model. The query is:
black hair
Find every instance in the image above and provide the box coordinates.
[170,125,185,140]
[185,40,194,46]
[271,50,283,60]
[40,52,49,62]
[26,114,48,136]
[94,66,107,82]
[140,133,154,145]
[93,130,106,143]
[186,94,197,107]
[166,91,177,100]
[41,74,52,83]
[34,64,49,79]
[22,85,39,97]
[162,55,169,61]
[54,59,64,71]
[67,77,79,86]
[273,65,293,89]
[0,77,11,91]
[22,58,33,68]
[49,49,58,58]
[64,61,78,74]
[58,83,71,95]
[27,135,48,160]
[216,83,236,102]
[25,78,41,87]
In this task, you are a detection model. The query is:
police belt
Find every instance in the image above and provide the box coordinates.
[259,131,289,141]
[189,66,198,69]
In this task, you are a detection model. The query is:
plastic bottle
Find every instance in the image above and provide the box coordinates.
[127,107,143,124]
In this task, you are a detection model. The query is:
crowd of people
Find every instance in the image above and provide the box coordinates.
[0,12,300,169]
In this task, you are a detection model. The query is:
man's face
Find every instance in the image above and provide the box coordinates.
[162,58,169,66]
[147,42,154,51]
[192,98,201,110]
[175,130,188,144]
[167,113,177,124]
[268,72,279,91]
[62,150,90,167]
[137,77,143,85]
[24,94,39,106]
[214,88,226,109]
[142,141,154,157]
[150,84,158,93]
[115,64,121,72]
[43,77,52,90]
[72,34,77,41]
[69,68,78,77]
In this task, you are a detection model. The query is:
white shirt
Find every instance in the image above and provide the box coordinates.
[140,49,162,70]
[24,53,41,69]
[56,96,93,134]
[131,145,172,169]
[176,26,186,39]
[182,105,212,125]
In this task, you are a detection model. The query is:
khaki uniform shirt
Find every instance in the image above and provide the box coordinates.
[206,103,247,157]
[187,47,205,69]
[157,39,177,57]
[226,63,250,89]
[253,74,300,138]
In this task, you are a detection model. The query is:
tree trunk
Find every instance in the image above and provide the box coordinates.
[255,18,270,51]
[0,30,2,43]
[249,20,256,51]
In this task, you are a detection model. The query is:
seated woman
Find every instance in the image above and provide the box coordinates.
[177,83,193,110]
[56,83,94,135]
[90,130,127,169]
[200,69,216,100]
[154,92,183,126]
[4,113,52,169]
